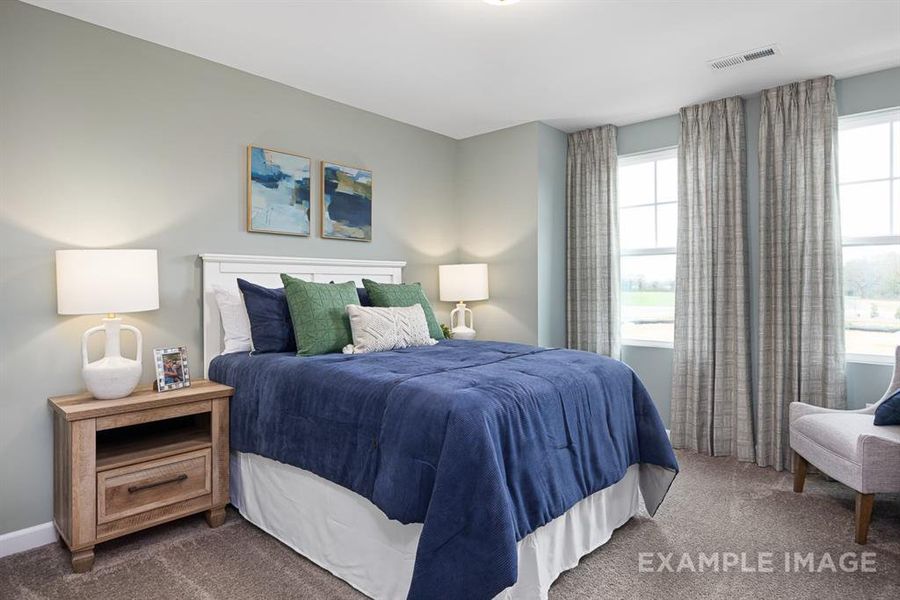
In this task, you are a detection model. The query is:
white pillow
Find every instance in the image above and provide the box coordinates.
[213,285,252,354]
[343,304,437,354]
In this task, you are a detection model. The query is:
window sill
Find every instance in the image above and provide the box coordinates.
[846,353,895,366]
[622,339,674,350]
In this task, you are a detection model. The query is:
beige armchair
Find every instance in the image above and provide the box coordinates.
[789,346,900,544]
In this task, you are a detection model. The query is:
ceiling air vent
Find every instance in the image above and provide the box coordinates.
[708,44,780,71]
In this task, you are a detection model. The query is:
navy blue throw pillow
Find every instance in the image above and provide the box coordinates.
[237,278,296,354]
[874,389,900,426]
[357,286,373,307]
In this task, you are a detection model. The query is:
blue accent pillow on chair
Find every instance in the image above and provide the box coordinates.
[874,390,900,426]
[237,278,296,354]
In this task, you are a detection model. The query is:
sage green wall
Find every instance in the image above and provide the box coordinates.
[618,66,900,426]
[455,122,568,346]
[456,123,541,344]
[536,123,568,348]
[0,1,459,535]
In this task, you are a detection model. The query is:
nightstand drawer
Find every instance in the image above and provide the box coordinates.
[97,448,212,524]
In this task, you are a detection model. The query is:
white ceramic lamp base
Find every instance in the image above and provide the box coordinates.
[82,317,143,400]
[449,302,476,340]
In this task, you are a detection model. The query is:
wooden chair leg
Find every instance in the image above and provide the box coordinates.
[855,493,875,544]
[792,452,808,493]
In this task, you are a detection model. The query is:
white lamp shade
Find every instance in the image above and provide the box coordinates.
[439,263,489,302]
[56,249,159,315]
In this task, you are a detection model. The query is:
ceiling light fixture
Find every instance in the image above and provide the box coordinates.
[484,0,520,6]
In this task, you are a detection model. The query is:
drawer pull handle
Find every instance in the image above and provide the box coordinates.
[128,473,188,493]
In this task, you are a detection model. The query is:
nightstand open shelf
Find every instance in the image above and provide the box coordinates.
[96,416,211,472]
[49,380,233,573]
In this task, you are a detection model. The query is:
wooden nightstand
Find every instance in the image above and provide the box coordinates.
[48,380,233,573]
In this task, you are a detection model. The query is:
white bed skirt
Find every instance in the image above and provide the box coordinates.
[230,452,640,600]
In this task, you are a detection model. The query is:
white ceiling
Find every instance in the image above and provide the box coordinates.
[25,0,900,139]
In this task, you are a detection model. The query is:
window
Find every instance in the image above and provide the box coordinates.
[619,148,678,345]
[839,108,900,359]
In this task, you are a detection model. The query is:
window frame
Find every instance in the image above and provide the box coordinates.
[618,146,678,348]
[838,107,900,364]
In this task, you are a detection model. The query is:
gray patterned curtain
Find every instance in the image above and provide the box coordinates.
[757,75,846,471]
[566,125,620,358]
[671,97,755,460]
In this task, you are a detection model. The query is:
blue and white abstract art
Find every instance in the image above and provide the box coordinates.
[321,162,372,242]
[248,146,311,236]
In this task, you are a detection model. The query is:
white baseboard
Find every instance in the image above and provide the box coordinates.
[0,521,56,558]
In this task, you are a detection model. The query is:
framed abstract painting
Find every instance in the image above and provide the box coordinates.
[321,161,372,242]
[247,145,311,236]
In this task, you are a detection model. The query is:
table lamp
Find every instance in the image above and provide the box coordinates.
[439,263,489,340]
[56,249,159,400]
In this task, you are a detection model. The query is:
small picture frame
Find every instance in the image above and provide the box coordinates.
[153,346,191,392]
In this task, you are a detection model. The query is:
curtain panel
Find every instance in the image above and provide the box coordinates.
[670,96,755,460]
[757,75,846,471]
[566,125,620,358]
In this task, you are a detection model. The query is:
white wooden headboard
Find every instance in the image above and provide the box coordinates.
[200,253,405,376]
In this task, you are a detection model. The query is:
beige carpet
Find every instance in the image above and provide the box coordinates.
[2,452,898,599]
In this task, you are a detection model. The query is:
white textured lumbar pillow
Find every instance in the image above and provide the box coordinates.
[213,285,253,354]
[344,304,437,354]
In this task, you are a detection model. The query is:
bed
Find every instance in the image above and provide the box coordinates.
[201,254,678,600]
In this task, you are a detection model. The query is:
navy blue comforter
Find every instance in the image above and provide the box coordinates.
[210,340,677,599]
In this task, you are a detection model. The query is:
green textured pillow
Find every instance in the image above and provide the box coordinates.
[362,279,444,339]
[280,275,359,356]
